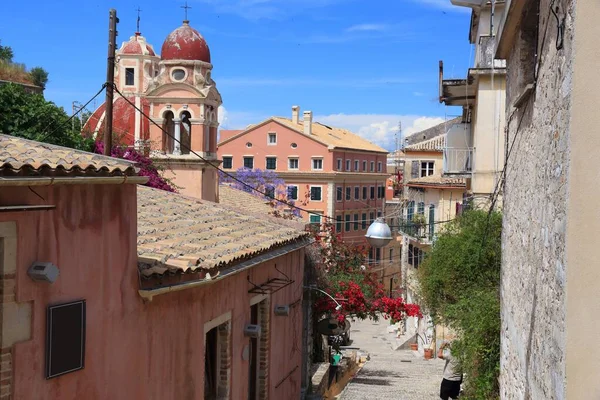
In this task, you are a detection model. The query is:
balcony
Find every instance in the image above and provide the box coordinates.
[397,218,434,243]
[443,122,473,176]
[475,35,507,70]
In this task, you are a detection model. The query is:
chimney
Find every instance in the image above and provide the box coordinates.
[303,111,312,135]
[292,105,300,124]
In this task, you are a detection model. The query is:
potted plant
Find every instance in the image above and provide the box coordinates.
[410,342,418,351]
[423,346,434,359]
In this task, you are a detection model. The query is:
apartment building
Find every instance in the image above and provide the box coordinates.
[218,106,389,247]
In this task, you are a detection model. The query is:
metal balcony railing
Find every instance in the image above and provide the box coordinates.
[443,147,474,175]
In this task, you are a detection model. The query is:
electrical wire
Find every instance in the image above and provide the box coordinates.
[39,84,107,143]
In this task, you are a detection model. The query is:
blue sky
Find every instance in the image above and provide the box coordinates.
[1,0,472,150]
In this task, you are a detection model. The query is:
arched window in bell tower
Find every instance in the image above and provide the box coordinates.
[162,110,175,154]
[180,111,192,155]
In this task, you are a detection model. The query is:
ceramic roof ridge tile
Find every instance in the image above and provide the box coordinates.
[0,134,139,177]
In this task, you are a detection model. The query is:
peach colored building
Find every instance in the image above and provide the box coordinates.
[0,134,309,399]
[84,18,221,202]
[218,107,389,254]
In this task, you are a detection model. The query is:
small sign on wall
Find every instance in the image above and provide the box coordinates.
[45,300,86,379]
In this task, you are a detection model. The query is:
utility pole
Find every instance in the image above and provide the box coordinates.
[104,9,118,156]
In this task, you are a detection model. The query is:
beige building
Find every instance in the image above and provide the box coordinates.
[439,0,507,206]
[395,121,467,350]
[495,0,600,398]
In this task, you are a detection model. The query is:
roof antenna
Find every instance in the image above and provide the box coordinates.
[136,6,142,35]
[181,1,192,23]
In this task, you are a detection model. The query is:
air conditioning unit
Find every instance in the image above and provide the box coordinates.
[27,262,59,283]
[244,324,261,338]
[274,305,290,316]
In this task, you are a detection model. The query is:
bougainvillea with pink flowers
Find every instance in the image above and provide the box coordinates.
[94,142,176,192]
[313,224,421,323]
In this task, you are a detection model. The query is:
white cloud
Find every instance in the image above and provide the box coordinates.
[314,113,446,151]
[346,23,388,32]
[218,107,447,151]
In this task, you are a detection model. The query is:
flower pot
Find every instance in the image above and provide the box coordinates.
[410,343,418,351]
[423,348,434,359]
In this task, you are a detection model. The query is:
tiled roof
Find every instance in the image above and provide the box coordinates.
[407,174,466,188]
[0,134,138,177]
[405,134,446,152]
[219,184,303,223]
[404,117,461,147]
[137,186,309,277]
[272,117,388,153]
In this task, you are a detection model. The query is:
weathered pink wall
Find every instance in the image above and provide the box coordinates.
[0,184,303,400]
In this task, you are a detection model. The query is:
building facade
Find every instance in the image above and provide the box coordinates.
[496,0,600,398]
[0,134,309,399]
[84,19,222,201]
[439,0,507,206]
[218,106,389,249]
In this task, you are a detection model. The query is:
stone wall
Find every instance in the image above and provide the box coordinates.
[500,1,574,398]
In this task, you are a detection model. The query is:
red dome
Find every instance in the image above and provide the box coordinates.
[119,34,156,56]
[83,97,151,146]
[161,21,210,63]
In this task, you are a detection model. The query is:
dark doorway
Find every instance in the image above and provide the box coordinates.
[248,303,259,400]
[205,326,218,400]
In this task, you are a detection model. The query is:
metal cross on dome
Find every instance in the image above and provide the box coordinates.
[136,7,142,32]
[181,1,192,21]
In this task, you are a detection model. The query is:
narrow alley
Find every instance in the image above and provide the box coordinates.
[340,318,445,400]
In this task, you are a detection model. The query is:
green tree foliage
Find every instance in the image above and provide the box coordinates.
[418,210,502,399]
[0,41,13,63]
[29,67,49,89]
[0,83,93,151]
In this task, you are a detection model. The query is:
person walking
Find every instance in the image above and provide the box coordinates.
[437,341,463,400]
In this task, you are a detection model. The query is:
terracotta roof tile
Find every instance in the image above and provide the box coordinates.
[272,117,388,153]
[219,184,304,223]
[0,134,138,177]
[137,186,309,277]
[405,134,446,152]
[407,174,466,188]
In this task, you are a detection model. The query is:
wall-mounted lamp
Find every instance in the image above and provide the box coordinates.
[274,305,290,316]
[244,324,261,338]
[27,262,59,283]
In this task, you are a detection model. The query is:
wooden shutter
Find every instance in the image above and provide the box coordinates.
[411,160,420,179]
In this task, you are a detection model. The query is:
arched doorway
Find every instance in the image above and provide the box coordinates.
[162,110,174,154]
[180,110,192,155]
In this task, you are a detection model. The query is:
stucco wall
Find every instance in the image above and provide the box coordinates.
[500,1,573,398]
[0,184,304,400]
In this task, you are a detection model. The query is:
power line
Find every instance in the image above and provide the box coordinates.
[39,84,107,143]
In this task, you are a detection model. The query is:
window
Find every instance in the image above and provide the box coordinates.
[377,211,382,218]
[354,186,360,200]
[45,300,86,379]
[222,156,232,169]
[389,248,393,262]
[362,161,367,171]
[354,214,359,230]
[246,142,253,148]
[420,161,435,177]
[369,212,374,225]
[336,215,342,233]
[354,160,359,171]
[125,68,135,86]
[407,201,415,221]
[375,247,381,262]
[418,202,425,215]
[345,214,351,232]
[312,158,323,170]
[336,186,343,202]
[171,68,185,81]
[377,186,385,199]
[345,187,351,201]
[265,186,275,198]
[408,244,414,265]
[266,157,277,170]
[370,161,375,172]
[346,159,351,171]
[287,185,298,200]
[362,213,367,229]
[288,158,299,169]
[337,159,342,171]
[362,187,368,200]
[291,142,298,148]
[243,157,254,169]
[378,161,382,172]
[310,186,322,201]
[370,186,375,200]
[268,133,277,145]
[309,214,321,224]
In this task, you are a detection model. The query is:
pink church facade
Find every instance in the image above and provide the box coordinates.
[218,107,389,252]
